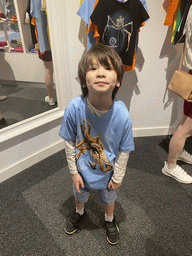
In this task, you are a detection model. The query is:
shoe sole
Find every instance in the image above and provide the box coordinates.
[64,227,77,235]
[106,236,119,245]
[162,169,192,184]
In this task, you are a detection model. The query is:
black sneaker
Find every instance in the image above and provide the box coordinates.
[0,117,8,129]
[105,217,119,245]
[64,210,86,235]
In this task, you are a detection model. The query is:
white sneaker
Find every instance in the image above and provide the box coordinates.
[162,162,192,184]
[0,95,7,101]
[45,96,55,106]
[178,150,192,164]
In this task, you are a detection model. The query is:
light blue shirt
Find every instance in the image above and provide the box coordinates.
[59,96,135,190]
[30,0,50,53]
[77,0,96,50]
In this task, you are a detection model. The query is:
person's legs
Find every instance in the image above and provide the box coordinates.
[104,202,115,217]
[162,114,192,183]
[43,60,54,99]
[75,198,85,210]
[64,185,89,235]
[99,189,116,220]
[104,202,119,245]
[99,189,119,245]
[167,115,192,168]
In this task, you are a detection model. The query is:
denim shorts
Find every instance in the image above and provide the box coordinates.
[73,183,117,205]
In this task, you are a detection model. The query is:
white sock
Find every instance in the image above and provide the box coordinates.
[76,207,84,215]
[105,213,114,222]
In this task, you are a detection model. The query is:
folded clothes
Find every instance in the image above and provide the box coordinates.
[10,39,22,48]
[10,47,23,52]
[30,48,38,53]
[0,13,6,19]
[0,42,8,47]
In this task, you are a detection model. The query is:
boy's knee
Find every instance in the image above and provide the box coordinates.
[98,189,117,205]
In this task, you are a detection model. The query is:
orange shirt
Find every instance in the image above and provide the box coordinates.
[164,0,180,26]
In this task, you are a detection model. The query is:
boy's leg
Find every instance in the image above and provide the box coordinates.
[104,202,119,245]
[75,198,85,215]
[64,185,89,235]
[104,202,115,221]
[99,189,119,245]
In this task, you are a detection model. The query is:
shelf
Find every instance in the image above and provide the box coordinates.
[0,0,34,53]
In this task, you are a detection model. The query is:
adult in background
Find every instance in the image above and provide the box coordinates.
[162,94,192,183]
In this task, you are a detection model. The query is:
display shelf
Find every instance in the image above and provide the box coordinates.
[0,0,33,53]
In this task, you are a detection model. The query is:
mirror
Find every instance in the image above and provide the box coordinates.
[0,0,57,129]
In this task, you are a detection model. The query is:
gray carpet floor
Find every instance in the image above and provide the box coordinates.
[1,135,192,256]
[0,84,57,127]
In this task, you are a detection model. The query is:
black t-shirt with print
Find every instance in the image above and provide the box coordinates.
[91,0,149,66]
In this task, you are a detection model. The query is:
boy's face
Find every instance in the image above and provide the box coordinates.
[84,57,120,98]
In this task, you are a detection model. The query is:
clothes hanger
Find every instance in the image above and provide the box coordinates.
[117,0,127,3]
[117,0,128,3]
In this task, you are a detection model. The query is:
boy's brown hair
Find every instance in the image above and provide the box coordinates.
[78,43,124,99]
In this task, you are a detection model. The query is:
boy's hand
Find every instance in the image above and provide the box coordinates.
[72,173,84,193]
[108,179,121,190]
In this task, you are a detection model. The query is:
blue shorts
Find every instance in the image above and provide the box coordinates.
[73,183,117,205]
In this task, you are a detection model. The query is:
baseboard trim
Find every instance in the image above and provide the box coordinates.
[132,126,176,137]
[0,126,176,183]
[0,140,65,183]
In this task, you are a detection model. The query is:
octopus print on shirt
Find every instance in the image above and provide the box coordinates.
[76,119,113,173]
[90,0,149,66]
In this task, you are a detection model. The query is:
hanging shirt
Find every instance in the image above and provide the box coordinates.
[183,5,192,69]
[90,0,149,67]
[164,0,181,26]
[171,0,189,43]
[117,0,149,15]
[173,0,192,44]
[171,0,181,43]
[30,0,50,53]
[77,0,149,52]
[26,0,37,45]
[77,0,97,50]
[79,0,84,6]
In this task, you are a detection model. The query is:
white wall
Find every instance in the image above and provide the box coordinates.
[0,52,45,82]
[0,0,186,183]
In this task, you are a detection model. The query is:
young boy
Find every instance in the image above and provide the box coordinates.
[59,43,135,245]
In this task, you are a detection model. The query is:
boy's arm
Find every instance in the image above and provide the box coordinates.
[108,151,130,190]
[64,140,84,193]
[64,140,78,174]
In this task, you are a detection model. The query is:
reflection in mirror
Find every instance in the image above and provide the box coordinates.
[0,0,57,129]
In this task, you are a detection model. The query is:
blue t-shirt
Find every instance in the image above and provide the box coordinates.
[30,0,50,53]
[59,96,135,190]
[77,0,96,50]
